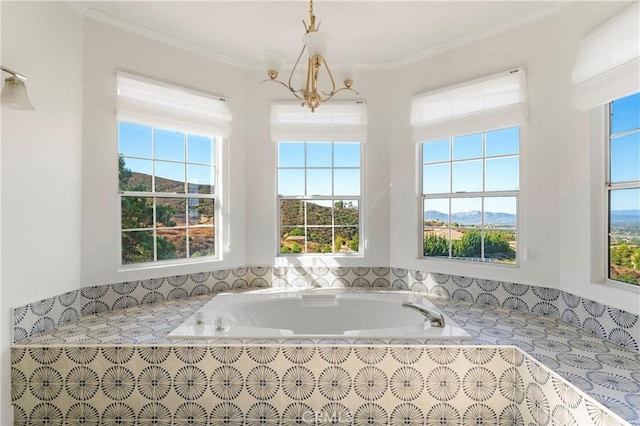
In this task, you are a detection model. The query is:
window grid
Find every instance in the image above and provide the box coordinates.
[606,93,640,286]
[278,141,361,255]
[119,122,217,265]
[421,128,519,264]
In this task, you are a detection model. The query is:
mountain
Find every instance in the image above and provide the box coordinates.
[424,210,639,227]
[424,210,516,226]
[611,210,640,226]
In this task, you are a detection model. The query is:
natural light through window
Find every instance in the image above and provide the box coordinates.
[608,92,640,286]
[119,122,217,264]
[278,141,361,255]
[422,127,519,264]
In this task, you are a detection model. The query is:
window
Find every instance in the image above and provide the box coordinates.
[116,72,231,265]
[411,67,526,264]
[569,3,638,285]
[271,102,367,256]
[422,127,519,263]
[119,123,217,264]
[607,92,640,285]
[278,141,361,254]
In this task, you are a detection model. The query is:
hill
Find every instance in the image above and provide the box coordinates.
[425,210,515,226]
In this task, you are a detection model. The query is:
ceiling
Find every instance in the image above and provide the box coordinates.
[79,1,564,69]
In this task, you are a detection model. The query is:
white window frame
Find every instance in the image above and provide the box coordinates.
[116,71,231,268]
[411,67,527,266]
[420,127,520,265]
[118,123,222,266]
[276,141,363,257]
[271,101,367,258]
[605,95,640,287]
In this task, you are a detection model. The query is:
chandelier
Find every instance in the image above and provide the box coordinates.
[261,0,358,112]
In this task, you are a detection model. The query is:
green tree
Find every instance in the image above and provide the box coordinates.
[454,230,482,257]
[334,235,346,252]
[349,235,359,251]
[291,242,302,253]
[632,248,640,269]
[289,227,305,236]
[281,245,292,253]
[485,231,510,254]
[119,156,133,190]
[119,157,176,263]
[611,244,635,267]
[423,234,449,257]
[319,244,332,253]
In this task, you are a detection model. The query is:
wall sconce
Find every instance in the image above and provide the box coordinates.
[1,65,34,110]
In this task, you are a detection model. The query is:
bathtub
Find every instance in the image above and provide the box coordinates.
[167,289,471,340]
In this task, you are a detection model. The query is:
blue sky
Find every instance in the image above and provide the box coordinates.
[422,126,519,214]
[610,92,640,211]
[119,122,215,189]
[119,94,638,214]
[278,142,361,197]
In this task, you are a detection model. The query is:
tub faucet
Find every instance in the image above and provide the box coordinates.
[401,302,445,327]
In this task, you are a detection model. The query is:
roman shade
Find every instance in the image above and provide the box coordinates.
[571,3,639,110]
[270,101,367,142]
[116,71,232,137]
[410,67,527,142]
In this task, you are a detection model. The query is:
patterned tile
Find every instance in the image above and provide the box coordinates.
[10,266,640,424]
[11,345,630,426]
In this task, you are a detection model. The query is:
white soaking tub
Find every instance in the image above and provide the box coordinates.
[167,289,470,340]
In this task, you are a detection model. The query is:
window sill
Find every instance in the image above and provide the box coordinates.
[118,256,222,273]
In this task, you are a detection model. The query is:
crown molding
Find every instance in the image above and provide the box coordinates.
[83,2,568,72]
[62,1,89,17]
[385,2,569,69]
[84,7,251,70]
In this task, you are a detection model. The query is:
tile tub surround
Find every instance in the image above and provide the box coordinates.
[13,267,640,351]
[10,345,630,425]
[14,293,640,424]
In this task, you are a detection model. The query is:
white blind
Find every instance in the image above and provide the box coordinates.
[270,102,368,142]
[116,71,232,137]
[571,3,639,110]
[410,67,527,142]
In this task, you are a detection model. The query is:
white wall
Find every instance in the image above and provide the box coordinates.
[81,19,249,285]
[244,68,393,268]
[0,0,84,418]
[388,1,639,314]
[2,8,637,409]
[556,2,640,315]
[389,6,565,287]
[76,0,640,314]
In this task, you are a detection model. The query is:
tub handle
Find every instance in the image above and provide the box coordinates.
[401,302,445,328]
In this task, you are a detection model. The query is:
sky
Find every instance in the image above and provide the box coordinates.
[118,92,638,214]
[610,92,640,212]
[119,122,215,191]
[278,142,361,197]
[422,126,519,215]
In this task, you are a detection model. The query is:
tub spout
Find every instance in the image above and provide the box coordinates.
[401,302,445,327]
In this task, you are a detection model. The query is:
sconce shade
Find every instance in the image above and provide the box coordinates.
[303,31,330,58]
[341,61,358,82]
[262,49,286,74]
[2,77,34,110]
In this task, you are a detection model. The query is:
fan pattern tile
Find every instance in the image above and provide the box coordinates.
[12,345,630,425]
[11,266,640,425]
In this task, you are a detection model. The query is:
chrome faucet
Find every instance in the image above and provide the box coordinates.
[401,302,445,327]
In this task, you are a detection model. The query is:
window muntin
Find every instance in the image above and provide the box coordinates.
[608,92,640,286]
[421,127,519,264]
[119,121,217,265]
[278,141,361,255]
